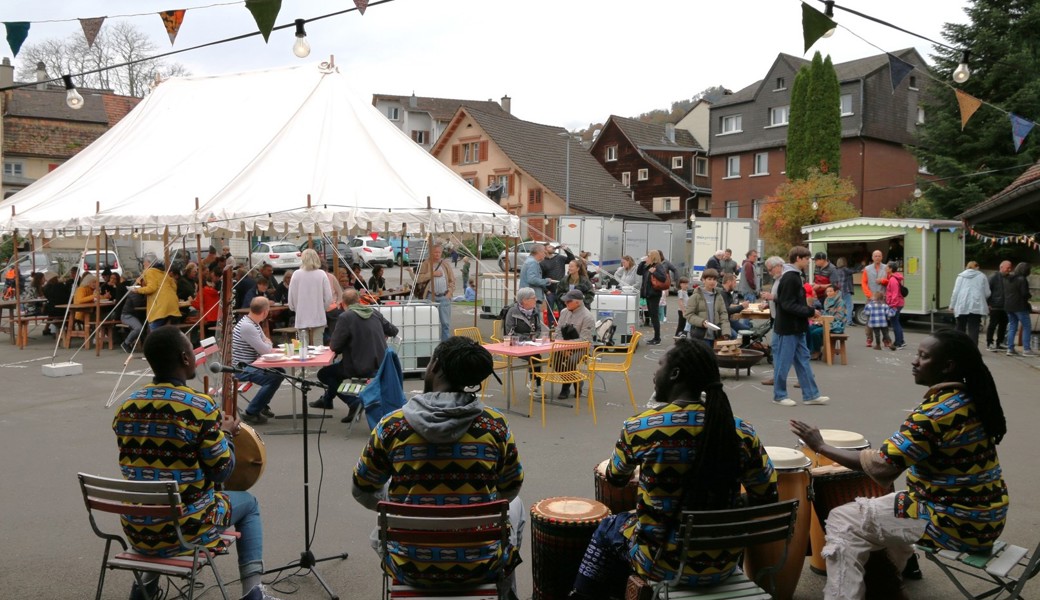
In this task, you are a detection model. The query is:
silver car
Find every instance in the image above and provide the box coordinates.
[250,241,303,271]
[497,241,538,272]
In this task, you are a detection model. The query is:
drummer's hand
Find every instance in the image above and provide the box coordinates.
[790,420,823,452]
[221,414,241,436]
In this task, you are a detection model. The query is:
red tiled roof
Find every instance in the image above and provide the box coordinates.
[100,94,142,126]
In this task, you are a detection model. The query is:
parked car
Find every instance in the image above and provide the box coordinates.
[349,236,395,267]
[298,238,353,270]
[388,237,410,265]
[250,241,302,271]
[4,251,57,277]
[497,241,538,272]
[81,250,124,278]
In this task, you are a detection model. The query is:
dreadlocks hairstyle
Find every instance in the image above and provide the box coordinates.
[431,336,496,392]
[929,329,1007,444]
[667,338,742,508]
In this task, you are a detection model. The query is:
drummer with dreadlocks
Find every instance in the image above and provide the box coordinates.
[792,329,1009,600]
[569,338,778,598]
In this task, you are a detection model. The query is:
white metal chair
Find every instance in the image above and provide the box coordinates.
[78,472,238,600]
[377,500,511,600]
[919,537,1040,600]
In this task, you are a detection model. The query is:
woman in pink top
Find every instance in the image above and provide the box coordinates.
[884,261,906,349]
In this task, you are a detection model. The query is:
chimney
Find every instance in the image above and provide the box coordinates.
[500,95,511,114]
[664,123,675,143]
[36,62,47,90]
[408,92,417,109]
[0,58,13,88]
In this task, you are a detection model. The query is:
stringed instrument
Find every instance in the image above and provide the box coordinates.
[218,264,266,491]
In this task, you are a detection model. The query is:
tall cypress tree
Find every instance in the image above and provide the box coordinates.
[915,0,1040,219]
[786,51,842,179]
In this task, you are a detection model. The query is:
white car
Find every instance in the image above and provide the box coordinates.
[81,251,124,278]
[349,236,395,267]
[250,241,302,271]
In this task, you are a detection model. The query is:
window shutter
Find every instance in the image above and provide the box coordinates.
[479,140,489,162]
[507,175,515,196]
[451,144,460,165]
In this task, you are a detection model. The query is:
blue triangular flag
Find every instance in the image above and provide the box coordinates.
[1009,113,1035,152]
[888,53,914,92]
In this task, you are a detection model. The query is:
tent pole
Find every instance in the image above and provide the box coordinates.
[472,231,480,327]
[399,223,407,287]
[196,233,206,335]
[95,232,102,356]
[10,229,22,344]
[162,229,170,268]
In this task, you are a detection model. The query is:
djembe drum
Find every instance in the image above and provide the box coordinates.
[800,429,870,574]
[593,459,640,515]
[744,446,812,600]
[530,497,610,600]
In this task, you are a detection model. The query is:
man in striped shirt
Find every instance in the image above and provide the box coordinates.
[233,297,285,425]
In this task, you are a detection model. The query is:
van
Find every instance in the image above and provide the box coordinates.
[81,250,123,278]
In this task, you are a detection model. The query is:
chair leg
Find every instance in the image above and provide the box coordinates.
[540,385,546,428]
[587,378,597,425]
[624,372,636,411]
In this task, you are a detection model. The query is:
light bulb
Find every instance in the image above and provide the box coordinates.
[822,28,836,39]
[811,201,819,210]
[952,62,970,83]
[62,75,84,110]
[293,19,311,58]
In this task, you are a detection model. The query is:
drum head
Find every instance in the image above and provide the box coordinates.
[594,459,610,477]
[819,429,869,449]
[531,497,610,523]
[765,446,812,470]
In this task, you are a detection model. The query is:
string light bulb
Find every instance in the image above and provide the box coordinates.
[953,50,971,83]
[62,75,84,110]
[292,19,311,58]
[822,1,837,38]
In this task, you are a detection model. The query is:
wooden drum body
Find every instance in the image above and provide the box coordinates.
[799,430,870,575]
[744,447,812,600]
[530,497,610,600]
[593,459,639,515]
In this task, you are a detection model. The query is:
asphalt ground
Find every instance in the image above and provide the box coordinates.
[2,284,1039,599]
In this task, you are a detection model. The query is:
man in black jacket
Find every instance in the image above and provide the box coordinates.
[541,243,574,310]
[770,246,829,407]
[311,289,399,422]
[986,260,1011,351]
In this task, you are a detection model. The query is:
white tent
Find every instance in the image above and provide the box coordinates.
[0,62,518,239]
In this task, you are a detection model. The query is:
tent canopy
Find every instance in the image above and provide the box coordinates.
[0,63,519,239]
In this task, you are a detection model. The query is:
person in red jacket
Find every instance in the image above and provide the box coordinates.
[884,261,906,349]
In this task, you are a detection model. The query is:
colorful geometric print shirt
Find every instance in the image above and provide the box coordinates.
[112,382,234,557]
[879,383,1008,552]
[607,403,778,586]
[352,404,524,587]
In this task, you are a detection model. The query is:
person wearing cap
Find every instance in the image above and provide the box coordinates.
[811,252,834,304]
[555,288,595,399]
[541,243,574,310]
[352,336,525,593]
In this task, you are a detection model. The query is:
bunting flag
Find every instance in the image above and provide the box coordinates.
[1009,113,1035,152]
[955,89,983,131]
[801,3,836,54]
[159,10,187,46]
[888,53,915,91]
[4,22,30,58]
[245,0,281,43]
[79,17,105,48]
[354,0,369,15]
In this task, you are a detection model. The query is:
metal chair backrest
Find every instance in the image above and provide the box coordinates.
[454,326,484,344]
[79,473,189,548]
[548,340,589,373]
[377,500,509,548]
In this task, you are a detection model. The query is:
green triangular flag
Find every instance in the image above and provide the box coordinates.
[245,0,281,43]
[801,3,835,54]
[4,22,30,58]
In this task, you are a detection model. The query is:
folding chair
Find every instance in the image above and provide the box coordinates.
[77,472,238,600]
[587,331,641,423]
[919,537,1040,600]
[632,499,800,600]
[529,341,590,427]
[376,500,511,600]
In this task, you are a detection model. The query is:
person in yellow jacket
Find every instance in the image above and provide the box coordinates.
[136,262,181,330]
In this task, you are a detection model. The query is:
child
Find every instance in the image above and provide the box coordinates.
[862,289,895,350]
[673,277,689,339]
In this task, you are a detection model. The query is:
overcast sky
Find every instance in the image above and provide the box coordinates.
[6,0,971,130]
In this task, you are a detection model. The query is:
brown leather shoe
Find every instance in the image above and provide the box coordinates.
[760,378,773,386]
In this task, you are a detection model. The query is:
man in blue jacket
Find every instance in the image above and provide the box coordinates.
[771,246,829,407]
[519,244,555,316]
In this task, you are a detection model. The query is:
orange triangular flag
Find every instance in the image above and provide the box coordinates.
[354,0,369,15]
[955,89,982,131]
[80,17,105,48]
[159,9,187,46]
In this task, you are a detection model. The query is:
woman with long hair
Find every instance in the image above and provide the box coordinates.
[637,250,667,345]
[792,329,1009,600]
[555,259,594,309]
[570,339,778,598]
[288,248,334,345]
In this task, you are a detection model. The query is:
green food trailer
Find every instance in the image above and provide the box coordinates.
[802,218,965,325]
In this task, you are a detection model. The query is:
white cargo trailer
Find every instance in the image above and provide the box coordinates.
[690,218,758,274]
[558,216,625,275]
[622,221,687,275]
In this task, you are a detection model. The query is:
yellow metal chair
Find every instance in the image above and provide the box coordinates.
[454,327,507,398]
[528,341,590,427]
[490,319,503,343]
[587,331,641,424]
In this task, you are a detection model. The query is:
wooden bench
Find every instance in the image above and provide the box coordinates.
[828,333,848,365]
[13,315,53,348]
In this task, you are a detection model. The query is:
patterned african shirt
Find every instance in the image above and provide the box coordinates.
[352,404,524,587]
[879,382,1008,552]
[608,403,777,586]
[112,381,234,557]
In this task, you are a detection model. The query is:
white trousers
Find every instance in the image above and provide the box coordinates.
[823,493,928,600]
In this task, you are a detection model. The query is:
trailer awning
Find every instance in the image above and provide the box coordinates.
[805,234,903,243]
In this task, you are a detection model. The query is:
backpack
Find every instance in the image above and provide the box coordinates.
[899,282,909,298]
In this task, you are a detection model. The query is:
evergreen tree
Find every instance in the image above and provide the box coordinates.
[786,52,842,179]
[915,0,1040,219]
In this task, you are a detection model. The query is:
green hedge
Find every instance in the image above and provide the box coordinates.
[462,237,507,259]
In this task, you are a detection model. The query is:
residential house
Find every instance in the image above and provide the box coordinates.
[589,115,711,222]
[675,98,713,154]
[371,93,511,151]
[431,106,656,241]
[1,58,141,198]
[709,49,929,220]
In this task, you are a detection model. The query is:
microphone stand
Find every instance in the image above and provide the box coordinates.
[248,363,348,599]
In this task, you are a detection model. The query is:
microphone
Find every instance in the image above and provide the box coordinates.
[208,362,243,374]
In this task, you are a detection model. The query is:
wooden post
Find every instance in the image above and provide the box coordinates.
[196,233,206,334]
[10,229,22,346]
[95,232,102,357]
[472,231,481,327]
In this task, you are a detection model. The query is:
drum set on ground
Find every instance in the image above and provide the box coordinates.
[526,430,887,600]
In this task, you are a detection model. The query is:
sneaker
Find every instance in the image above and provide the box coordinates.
[260,407,275,418]
[1023,350,1036,357]
[773,398,796,407]
[341,403,363,423]
[1006,349,1018,356]
[874,344,881,350]
[986,343,996,351]
[241,584,283,600]
[121,342,132,354]
[895,343,907,349]
[557,390,571,400]
[760,378,774,386]
[866,341,874,348]
[308,399,333,409]
[647,338,661,345]
[804,396,830,406]
[241,411,268,425]
[996,344,1007,351]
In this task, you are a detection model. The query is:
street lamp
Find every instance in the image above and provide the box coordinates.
[683,193,699,230]
[558,132,577,215]
[686,201,699,279]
